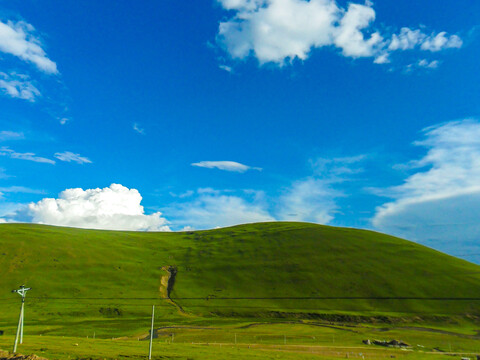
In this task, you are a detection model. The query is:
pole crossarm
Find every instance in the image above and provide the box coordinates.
[12,285,31,300]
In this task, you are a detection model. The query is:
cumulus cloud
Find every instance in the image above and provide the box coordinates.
[0,146,55,164]
[387,28,462,53]
[373,119,480,253]
[191,160,262,172]
[0,72,40,101]
[0,20,57,74]
[27,184,170,231]
[420,32,463,52]
[216,0,462,66]
[217,0,339,64]
[54,151,92,164]
[333,3,382,58]
[388,28,426,51]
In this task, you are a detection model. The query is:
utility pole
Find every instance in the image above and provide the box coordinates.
[148,305,155,360]
[12,285,31,353]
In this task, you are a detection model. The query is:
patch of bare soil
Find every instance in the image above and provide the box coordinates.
[0,350,47,360]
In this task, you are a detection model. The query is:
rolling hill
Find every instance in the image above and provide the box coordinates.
[0,222,479,337]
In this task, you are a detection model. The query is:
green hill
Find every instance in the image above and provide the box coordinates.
[1,222,480,337]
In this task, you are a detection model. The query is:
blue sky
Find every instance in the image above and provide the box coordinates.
[0,0,479,261]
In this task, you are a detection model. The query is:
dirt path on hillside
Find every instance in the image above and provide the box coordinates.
[159,266,187,316]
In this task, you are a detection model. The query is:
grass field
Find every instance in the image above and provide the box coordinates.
[1,222,480,359]
[2,322,480,360]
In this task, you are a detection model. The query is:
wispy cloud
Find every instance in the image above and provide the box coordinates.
[164,190,274,230]
[0,19,70,124]
[0,186,45,196]
[219,64,233,73]
[0,131,24,141]
[54,151,92,164]
[276,177,342,224]
[191,160,262,172]
[372,119,480,252]
[169,155,364,229]
[133,123,145,135]
[276,155,364,223]
[0,20,57,74]
[216,0,462,67]
[311,155,366,177]
[0,146,55,164]
[0,168,9,179]
[0,72,40,101]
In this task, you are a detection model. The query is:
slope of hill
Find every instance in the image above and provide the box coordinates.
[0,222,479,336]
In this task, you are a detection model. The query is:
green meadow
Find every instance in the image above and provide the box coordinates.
[1,222,480,359]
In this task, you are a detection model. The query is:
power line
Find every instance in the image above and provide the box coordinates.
[2,296,480,301]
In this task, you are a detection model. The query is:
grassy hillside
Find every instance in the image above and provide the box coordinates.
[1,222,480,337]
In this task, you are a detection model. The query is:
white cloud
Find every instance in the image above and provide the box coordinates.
[333,3,382,58]
[219,64,233,73]
[0,131,24,141]
[0,72,40,101]
[0,146,55,164]
[165,192,274,229]
[388,28,424,51]
[312,155,366,176]
[0,201,25,220]
[133,123,145,135]
[373,119,480,251]
[417,59,439,69]
[27,184,170,231]
[191,160,262,172]
[420,32,463,52]
[388,28,462,53]
[54,151,92,164]
[217,0,339,64]
[216,0,462,66]
[276,155,362,223]
[0,20,57,74]
[218,0,264,11]
[180,225,195,231]
[172,155,362,229]
[0,186,45,195]
[169,190,194,198]
[373,52,389,64]
[277,177,341,223]
[0,167,9,179]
